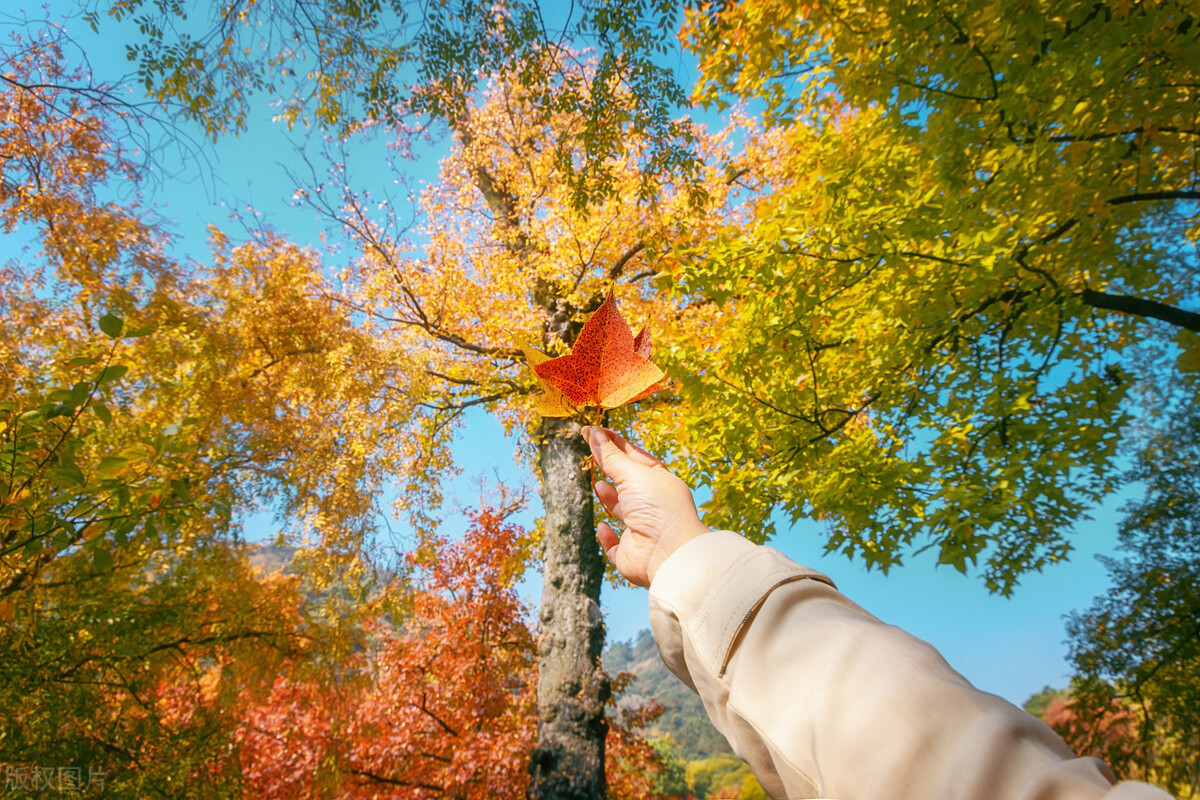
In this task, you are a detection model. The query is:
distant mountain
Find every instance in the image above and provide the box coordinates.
[604,629,734,762]
[245,541,297,575]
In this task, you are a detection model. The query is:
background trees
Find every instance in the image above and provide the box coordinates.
[1063,372,1200,798]
[0,542,304,797]
[87,2,726,792]
[299,60,738,799]
[1,23,424,600]
[1,27,416,797]
[5,8,728,797]
[92,0,693,202]
[238,510,541,800]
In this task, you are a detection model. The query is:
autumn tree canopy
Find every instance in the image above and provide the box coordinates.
[5,4,732,793]
[654,0,1200,592]
[55,0,1200,604]
[299,53,738,798]
[0,19,445,606]
[1,28,435,794]
[88,0,694,202]
[9,2,1200,796]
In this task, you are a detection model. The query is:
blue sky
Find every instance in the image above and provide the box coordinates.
[9,2,1129,708]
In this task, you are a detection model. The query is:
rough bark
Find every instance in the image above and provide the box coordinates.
[528,416,609,800]
[457,124,609,799]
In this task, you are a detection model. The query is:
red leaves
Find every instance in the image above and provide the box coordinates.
[525,292,668,417]
[239,511,537,799]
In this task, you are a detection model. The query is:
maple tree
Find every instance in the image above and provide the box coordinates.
[0,28,210,598]
[644,0,1200,592]
[1032,689,1141,785]
[0,26,424,794]
[287,53,739,797]
[237,509,680,800]
[0,21,433,605]
[2,17,728,795]
[0,537,307,798]
[239,510,537,799]
[47,3,713,793]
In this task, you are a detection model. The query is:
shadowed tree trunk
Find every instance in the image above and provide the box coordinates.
[457,109,612,800]
[529,415,610,800]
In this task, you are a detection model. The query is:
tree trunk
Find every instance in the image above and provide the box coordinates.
[528,416,609,800]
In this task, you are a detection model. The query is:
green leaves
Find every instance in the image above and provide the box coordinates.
[656,0,1199,593]
[91,547,113,571]
[99,312,124,338]
[93,403,113,425]
[106,0,696,206]
[96,455,130,475]
[96,364,129,385]
[1062,378,1200,795]
[98,312,155,341]
[1,360,207,596]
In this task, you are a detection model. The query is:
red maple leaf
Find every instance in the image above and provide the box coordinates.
[526,292,667,415]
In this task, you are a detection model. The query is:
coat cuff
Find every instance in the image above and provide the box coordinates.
[648,530,835,683]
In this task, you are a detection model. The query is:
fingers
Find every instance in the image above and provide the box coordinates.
[596,521,620,562]
[593,479,621,520]
[596,521,648,588]
[582,426,662,480]
[601,428,662,467]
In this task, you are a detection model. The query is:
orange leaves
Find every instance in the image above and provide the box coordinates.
[239,510,538,799]
[526,292,668,417]
[234,508,680,800]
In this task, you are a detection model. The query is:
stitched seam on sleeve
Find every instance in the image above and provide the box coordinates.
[688,550,833,675]
[715,564,810,669]
[685,547,764,667]
[717,573,832,678]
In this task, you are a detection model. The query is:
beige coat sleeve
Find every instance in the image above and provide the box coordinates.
[647,530,1174,800]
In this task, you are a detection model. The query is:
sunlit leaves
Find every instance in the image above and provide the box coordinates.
[1,365,203,598]
[0,541,305,796]
[325,55,727,447]
[102,0,695,204]
[98,312,123,338]
[238,510,678,799]
[656,0,1200,592]
[0,28,424,617]
[2,22,699,800]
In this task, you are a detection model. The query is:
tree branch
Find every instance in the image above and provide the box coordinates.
[607,241,646,281]
[1107,190,1200,206]
[1078,288,1200,333]
[350,768,445,794]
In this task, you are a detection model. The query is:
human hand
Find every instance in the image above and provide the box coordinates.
[583,426,710,587]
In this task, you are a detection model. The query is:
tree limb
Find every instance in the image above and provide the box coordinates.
[1078,289,1200,333]
[1107,190,1200,206]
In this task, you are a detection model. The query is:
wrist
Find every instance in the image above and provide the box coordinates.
[647,517,710,584]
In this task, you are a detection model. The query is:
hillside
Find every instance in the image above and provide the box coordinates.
[604,629,733,761]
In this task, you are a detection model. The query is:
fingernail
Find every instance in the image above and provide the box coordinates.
[580,425,592,440]
[589,427,606,469]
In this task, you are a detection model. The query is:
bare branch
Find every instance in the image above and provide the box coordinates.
[1079,288,1200,333]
